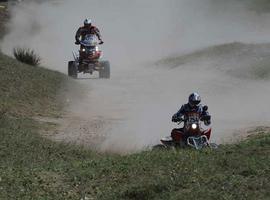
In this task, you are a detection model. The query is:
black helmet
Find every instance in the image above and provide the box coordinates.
[188,92,201,107]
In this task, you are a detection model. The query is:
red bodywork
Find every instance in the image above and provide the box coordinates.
[171,127,212,143]
[79,46,102,62]
[170,111,212,143]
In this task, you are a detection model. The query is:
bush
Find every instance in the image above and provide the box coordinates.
[13,47,41,66]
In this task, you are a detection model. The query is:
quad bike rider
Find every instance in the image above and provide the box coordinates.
[158,93,217,149]
[68,19,110,78]
[75,18,104,54]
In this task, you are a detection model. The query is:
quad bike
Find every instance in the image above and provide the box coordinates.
[68,34,110,79]
[155,108,218,150]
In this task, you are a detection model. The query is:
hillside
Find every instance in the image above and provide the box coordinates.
[0,52,269,199]
[1,1,270,198]
[158,42,270,80]
[0,52,66,117]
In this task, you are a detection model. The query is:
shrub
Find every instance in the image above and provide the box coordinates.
[13,47,41,66]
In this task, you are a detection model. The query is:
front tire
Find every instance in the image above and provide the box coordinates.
[68,61,78,79]
[209,143,219,149]
[99,61,110,79]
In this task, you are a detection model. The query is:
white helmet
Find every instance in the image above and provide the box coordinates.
[84,18,92,26]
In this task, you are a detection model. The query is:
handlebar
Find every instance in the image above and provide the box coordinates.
[76,40,104,46]
[174,116,210,124]
[173,118,185,124]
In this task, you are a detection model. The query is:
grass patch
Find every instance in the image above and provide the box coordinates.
[0,52,269,199]
[0,52,66,117]
[13,47,41,66]
[251,61,270,79]
[0,116,269,199]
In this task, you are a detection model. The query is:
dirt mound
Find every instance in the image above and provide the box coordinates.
[158,42,270,80]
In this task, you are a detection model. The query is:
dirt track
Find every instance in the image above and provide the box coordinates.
[47,43,270,153]
[2,0,270,153]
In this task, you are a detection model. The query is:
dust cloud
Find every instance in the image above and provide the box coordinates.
[1,0,270,153]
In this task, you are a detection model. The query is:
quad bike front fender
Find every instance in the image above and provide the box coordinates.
[171,128,185,142]
[202,128,212,140]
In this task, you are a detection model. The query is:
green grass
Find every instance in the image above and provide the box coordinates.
[0,52,269,199]
[0,52,65,117]
[0,116,269,199]
[251,60,270,80]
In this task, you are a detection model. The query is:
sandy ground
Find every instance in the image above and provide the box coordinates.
[38,48,270,154]
[2,0,270,153]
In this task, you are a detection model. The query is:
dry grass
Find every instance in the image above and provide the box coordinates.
[13,47,41,66]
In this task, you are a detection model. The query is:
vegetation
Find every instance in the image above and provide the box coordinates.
[0,118,269,199]
[13,47,41,66]
[210,0,270,13]
[0,52,65,117]
[0,52,269,199]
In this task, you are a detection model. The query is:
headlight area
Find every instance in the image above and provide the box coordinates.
[191,124,197,129]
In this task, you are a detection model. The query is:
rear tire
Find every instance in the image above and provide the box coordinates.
[152,144,167,150]
[68,61,78,78]
[99,61,110,79]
